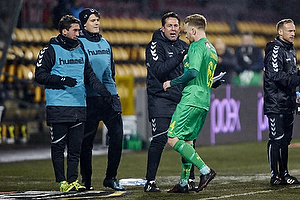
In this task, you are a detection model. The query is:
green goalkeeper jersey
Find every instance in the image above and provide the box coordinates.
[181,37,218,110]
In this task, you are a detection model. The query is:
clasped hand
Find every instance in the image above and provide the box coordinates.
[163,80,171,91]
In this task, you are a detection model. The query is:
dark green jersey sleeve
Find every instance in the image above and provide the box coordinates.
[170,68,198,87]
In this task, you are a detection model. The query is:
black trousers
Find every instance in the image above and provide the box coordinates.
[50,122,84,183]
[146,117,195,181]
[80,96,123,186]
[267,113,293,178]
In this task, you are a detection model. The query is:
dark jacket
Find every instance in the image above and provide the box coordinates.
[146,28,188,119]
[263,36,300,114]
[35,34,109,124]
[235,44,264,73]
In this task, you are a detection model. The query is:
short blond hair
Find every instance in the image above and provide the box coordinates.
[276,19,294,31]
[184,14,207,30]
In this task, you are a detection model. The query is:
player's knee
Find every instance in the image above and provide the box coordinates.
[167,137,178,148]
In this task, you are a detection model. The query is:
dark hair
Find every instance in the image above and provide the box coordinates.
[161,12,180,27]
[276,19,294,31]
[58,15,80,33]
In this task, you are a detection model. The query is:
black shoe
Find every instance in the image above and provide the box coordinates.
[82,181,94,191]
[103,177,125,191]
[167,184,189,193]
[188,179,198,191]
[85,185,94,190]
[197,169,216,192]
[270,176,282,185]
[282,175,300,185]
[144,180,161,192]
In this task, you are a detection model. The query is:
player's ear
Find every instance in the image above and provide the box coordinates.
[192,27,196,35]
[62,29,68,36]
[278,29,283,36]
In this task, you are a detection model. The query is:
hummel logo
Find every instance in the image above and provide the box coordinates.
[150,45,158,61]
[272,46,279,72]
[150,49,157,56]
[36,59,42,67]
[151,119,157,132]
[270,118,276,136]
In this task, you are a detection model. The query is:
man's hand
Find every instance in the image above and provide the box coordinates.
[101,90,112,104]
[184,54,187,60]
[163,80,171,91]
[60,76,77,87]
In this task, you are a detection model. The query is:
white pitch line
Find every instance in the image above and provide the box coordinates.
[197,185,300,200]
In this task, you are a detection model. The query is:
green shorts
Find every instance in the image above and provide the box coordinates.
[167,104,208,141]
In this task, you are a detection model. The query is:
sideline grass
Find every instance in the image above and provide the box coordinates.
[0,139,300,199]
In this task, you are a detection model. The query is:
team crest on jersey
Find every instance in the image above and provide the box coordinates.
[205,42,211,49]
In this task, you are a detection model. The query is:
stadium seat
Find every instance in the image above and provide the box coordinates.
[29,46,42,60]
[14,28,26,42]
[11,46,24,58]
[207,22,230,34]
[100,17,114,30]
[253,36,267,48]
[138,47,146,61]
[22,28,34,43]
[129,46,139,61]
[18,64,34,80]
[122,32,133,44]
[39,29,51,43]
[121,64,133,75]
[101,31,113,43]
[30,28,42,43]
[137,64,147,77]
[1,64,6,82]
[107,31,120,44]
[115,64,126,76]
[112,47,129,61]
[34,86,42,102]
[16,64,25,79]
[7,64,16,83]
[115,31,126,44]
[24,47,34,60]
[128,64,140,77]
[113,17,135,30]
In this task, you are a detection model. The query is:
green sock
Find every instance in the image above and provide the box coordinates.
[173,140,207,171]
[179,179,188,187]
[181,156,192,181]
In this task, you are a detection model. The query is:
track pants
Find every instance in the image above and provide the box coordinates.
[267,113,293,177]
[50,122,84,183]
[146,117,195,181]
[80,96,123,186]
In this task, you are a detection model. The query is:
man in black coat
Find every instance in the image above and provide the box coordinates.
[263,18,300,186]
[144,11,197,192]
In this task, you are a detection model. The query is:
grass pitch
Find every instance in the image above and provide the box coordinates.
[0,139,300,199]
